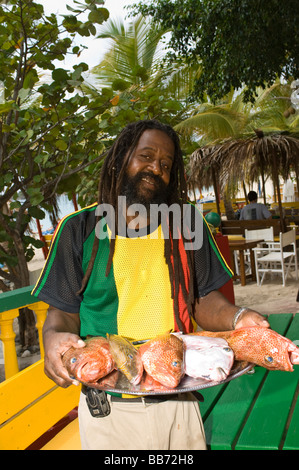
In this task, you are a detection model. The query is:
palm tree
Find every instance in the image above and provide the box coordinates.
[91,15,167,90]
[89,14,202,111]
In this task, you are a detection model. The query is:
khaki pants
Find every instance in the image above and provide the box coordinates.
[78,392,206,450]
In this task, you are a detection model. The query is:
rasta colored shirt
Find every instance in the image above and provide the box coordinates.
[32,203,232,340]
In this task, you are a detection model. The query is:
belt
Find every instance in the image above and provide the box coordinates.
[81,386,204,418]
[111,391,204,403]
[82,385,179,403]
[110,394,179,403]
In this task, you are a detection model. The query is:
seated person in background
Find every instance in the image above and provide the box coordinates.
[240,191,272,220]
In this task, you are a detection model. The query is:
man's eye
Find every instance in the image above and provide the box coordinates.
[162,162,171,171]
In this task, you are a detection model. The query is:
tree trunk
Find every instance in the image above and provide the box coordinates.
[242,181,248,203]
[223,191,236,220]
[261,173,267,205]
[18,307,38,351]
[12,233,39,350]
[212,167,221,216]
[272,153,286,232]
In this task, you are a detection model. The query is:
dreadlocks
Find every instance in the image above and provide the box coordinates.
[78,119,195,330]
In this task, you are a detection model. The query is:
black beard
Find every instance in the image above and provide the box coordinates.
[120,171,170,211]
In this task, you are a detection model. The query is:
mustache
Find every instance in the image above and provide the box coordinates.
[133,171,167,190]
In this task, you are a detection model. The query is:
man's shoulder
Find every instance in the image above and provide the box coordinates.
[58,203,97,227]
[52,203,97,244]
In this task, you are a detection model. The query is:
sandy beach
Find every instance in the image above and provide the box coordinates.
[234,277,299,315]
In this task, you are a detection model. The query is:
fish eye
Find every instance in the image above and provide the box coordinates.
[264,356,274,363]
[172,361,179,367]
[70,357,77,364]
[127,354,133,360]
[223,347,232,352]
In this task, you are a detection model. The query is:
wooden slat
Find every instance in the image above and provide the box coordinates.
[221,219,282,236]
[283,388,299,450]
[235,369,299,450]
[268,313,294,335]
[0,360,54,423]
[283,312,299,343]
[200,383,228,421]
[41,419,81,450]
[0,384,81,450]
[281,314,299,450]
[205,367,268,450]
[0,285,35,313]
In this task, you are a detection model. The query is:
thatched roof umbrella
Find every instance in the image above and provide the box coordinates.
[188,130,299,231]
[188,144,224,215]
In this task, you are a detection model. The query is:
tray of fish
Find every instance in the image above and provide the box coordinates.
[82,360,254,395]
[62,328,299,395]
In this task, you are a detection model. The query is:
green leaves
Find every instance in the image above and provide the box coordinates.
[52,68,69,83]
[55,139,68,151]
[28,206,45,220]
[62,1,109,36]
[88,8,109,24]
[27,188,44,206]
[131,0,299,103]
[0,100,14,114]
[23,69,39,89]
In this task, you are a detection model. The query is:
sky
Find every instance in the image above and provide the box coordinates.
[38,0,138,69]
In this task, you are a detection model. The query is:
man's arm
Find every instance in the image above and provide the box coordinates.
[42,306,85,388]
[194,290,269,331]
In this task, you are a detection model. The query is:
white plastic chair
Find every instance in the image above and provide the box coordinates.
[254,228,298,286]
[234,227,274,276]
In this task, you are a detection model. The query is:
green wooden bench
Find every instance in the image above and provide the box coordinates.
[201,313,299,450]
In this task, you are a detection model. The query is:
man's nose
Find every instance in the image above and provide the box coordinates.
[149,159,162,175]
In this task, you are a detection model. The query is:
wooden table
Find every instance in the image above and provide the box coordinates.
[200,313,299,450]
[228,238,264,285]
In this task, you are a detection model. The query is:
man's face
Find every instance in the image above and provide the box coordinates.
[121,129,175,209]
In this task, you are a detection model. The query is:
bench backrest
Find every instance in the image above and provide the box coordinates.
[0,359,80,450]
[221,219,282,236]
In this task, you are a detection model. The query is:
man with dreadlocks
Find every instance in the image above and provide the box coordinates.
[32,119,269,450]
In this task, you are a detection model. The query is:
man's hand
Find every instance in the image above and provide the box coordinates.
[44,331,85,387]
[42,306,83,388]
[235,309,270,329]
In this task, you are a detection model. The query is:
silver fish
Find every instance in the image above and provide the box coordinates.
[175,333,234,382]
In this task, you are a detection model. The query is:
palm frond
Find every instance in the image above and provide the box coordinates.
[92,15,167,88]
[175,105,245,141]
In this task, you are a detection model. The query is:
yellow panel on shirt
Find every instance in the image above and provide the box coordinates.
[112,224,174,341]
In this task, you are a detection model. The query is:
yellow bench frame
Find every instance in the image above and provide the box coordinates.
[0,358,81,450]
